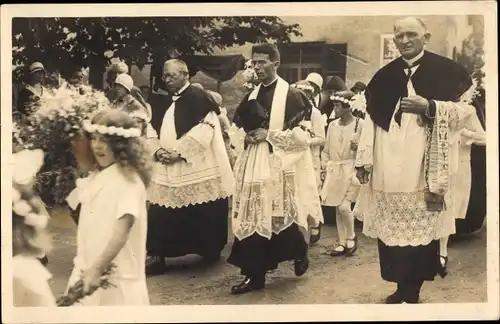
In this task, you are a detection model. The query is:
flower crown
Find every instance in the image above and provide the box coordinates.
[82,120,142,138]
[330,92,367,113]
[330,95,354,107]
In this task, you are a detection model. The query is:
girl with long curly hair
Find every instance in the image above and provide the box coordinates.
[65,109,152,305]
[12,149,55,306]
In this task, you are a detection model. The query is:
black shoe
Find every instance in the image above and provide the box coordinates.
[345,236,358,257]
[385,291,404,304]
[438,255,448,278]
[145,256,168,276]
[309,224,322,246]
[231,277,265,295]
[294,254,309,277]
[37,256,49,266]
[330,244,346,257]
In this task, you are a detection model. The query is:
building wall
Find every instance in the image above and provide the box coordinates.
[279,15,461,88]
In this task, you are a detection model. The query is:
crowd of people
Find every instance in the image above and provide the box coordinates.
[11,16,486,307]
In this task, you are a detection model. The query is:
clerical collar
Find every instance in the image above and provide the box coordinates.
[262,77,278,88]
[174,82,191,96]
[403,50,425,67]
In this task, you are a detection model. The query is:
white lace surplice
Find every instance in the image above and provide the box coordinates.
[354,72,476,246]
[146,102,234,209]
[232,77,323,241]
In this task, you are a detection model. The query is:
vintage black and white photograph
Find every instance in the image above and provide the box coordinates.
[1,1,498,323]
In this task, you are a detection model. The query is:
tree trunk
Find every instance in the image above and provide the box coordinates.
[88,22,107,90]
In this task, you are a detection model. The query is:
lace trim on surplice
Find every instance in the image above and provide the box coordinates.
[359,189,447,246]
[147,176,231,209]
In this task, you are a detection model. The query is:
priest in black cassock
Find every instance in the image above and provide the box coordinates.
[227,44,323,294]
[354,17,479,303]
[145,59,234,275]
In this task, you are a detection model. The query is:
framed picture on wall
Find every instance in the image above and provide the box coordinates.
[380,34,401,67]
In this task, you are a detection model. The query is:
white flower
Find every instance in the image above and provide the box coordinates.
[13,200,32,217]
[25,213,49,229]
[97,125,107,134]
[12,188,21,202]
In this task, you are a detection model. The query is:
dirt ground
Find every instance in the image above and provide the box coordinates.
[46,207,487,305]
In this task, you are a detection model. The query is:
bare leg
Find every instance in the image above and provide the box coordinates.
[439,236,449,257]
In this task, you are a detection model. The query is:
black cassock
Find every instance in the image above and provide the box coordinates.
[146,85,228,260]
[227,79,313,277]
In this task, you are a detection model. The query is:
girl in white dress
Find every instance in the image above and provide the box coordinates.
[320,91,363,257]
[291,80,326,245]
[438,108,486,277]
[66,109,152,306]
[12,149,56,307]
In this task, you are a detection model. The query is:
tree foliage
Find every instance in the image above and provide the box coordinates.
[12,17,301,88]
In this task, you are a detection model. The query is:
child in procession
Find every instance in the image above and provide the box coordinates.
[65,109,152,305]
[12,149,56,307]
[320,90,363,257]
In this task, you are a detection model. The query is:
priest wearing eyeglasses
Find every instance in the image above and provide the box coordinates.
[145,59,234,275]
[354,17,481,304]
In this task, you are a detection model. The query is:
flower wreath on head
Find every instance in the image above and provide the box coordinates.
[82,120,142,138]
[12,149,50,230]
[330,91,367,114]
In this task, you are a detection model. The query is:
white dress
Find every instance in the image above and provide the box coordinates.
[66,164,150,306]
[441,110,486,234]
[310,107,327,190]
[13,254,56,307]
[320,118,363,207]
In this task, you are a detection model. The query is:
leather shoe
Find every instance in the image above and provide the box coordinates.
[345,236,358,257]
[438,255,448,278]
[231,277,265,295]
[294,254,309,277]
[385,291,404,304]
[146,257,168,276]
[309,224,322,246]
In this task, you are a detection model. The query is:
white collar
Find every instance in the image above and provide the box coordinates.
[175,82,191,96]
[403,50,425,67]
[261,77,278,88]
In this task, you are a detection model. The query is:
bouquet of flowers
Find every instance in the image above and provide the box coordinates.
[242,59,259,91]
[56,263,117,307]
[14,82,110,207]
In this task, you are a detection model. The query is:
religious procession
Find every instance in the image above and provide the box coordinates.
[10,14,487,307]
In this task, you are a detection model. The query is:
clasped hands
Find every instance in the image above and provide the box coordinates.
[245,128,268,145]
[155,148,182,164]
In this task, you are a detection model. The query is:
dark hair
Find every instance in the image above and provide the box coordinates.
[89,110,153,187]
[252,43,281,62]
[324,76,348,91]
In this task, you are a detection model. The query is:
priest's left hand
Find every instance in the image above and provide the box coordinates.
[251,128,268,143]
[400,95,429,114]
